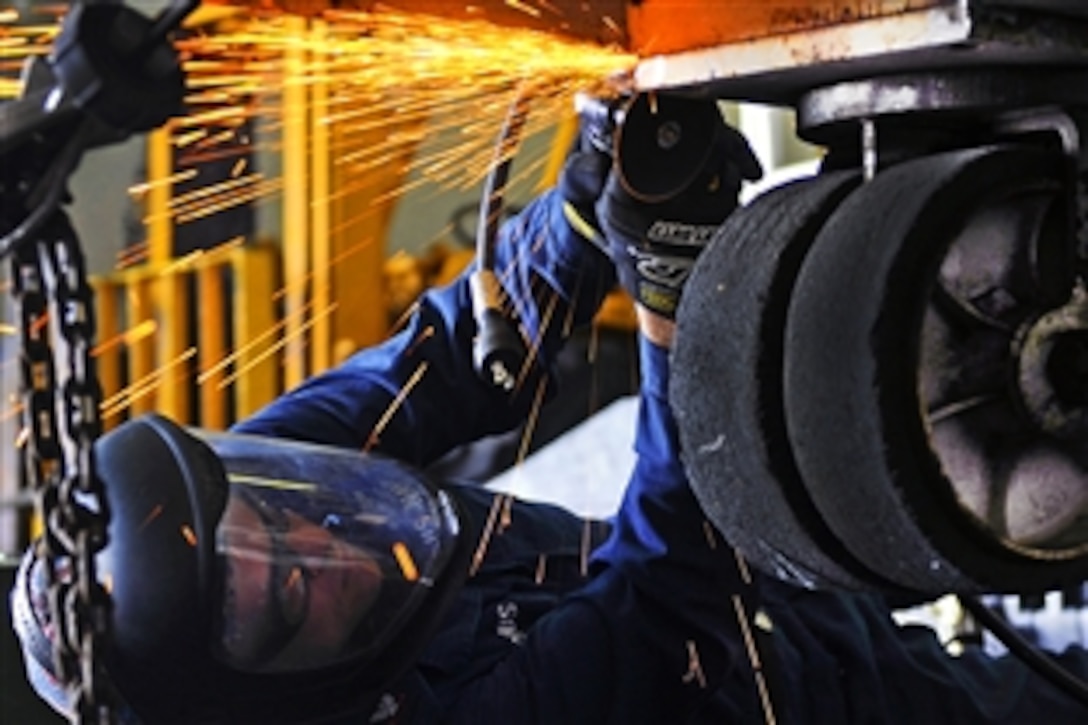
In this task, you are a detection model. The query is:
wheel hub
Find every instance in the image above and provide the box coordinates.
[1017,287,1088,439]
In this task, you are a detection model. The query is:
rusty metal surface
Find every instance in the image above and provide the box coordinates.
[633,0,1088,105]
[207,0,631,47]
[627,0,953,56]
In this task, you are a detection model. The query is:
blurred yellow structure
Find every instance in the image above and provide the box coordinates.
[91,87,408,429]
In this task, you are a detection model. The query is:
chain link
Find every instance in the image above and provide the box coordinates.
[11,212,115,723]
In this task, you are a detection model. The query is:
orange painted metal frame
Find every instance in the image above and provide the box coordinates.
[211,0,954,56]
[626,1,953,56]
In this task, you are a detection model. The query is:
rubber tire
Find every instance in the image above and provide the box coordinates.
[784,145,1087,594]
[672,170,901,592]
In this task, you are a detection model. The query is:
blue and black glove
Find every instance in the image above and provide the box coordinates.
[555,96,619,254]
[596,94,763,319]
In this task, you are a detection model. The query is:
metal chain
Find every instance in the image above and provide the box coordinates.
[12,211,115,723]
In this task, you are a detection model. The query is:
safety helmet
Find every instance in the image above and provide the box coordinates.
[12,414,469,723]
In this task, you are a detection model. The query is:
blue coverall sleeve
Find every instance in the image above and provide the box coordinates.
[232,189,614,466]
[440,337,754,724]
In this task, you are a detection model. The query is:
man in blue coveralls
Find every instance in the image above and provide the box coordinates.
[12,93,1088,724]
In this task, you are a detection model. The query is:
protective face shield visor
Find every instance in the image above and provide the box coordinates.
[198,429,463,674]
[13,415,466,723]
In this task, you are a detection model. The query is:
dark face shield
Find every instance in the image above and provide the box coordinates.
[198,430,462,673]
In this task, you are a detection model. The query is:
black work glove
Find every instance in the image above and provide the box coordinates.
[555,99,619,252]
[597,97,763,318]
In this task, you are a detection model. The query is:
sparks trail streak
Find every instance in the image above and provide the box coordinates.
[5,5,630,221]
[92,320,158,358]
[514,376,549,466]
[470,492,514,576]
[2,400,24,423]
[392,541,419,581]
[175,128,210,148]
[185,130,252,163]
[560,267,583,340]
[218,302,339,390]
[732,592,778,725]
[138,504,164,531]
[387,301,422,337]
[730,548,778,725]
[196,301,313,383]
[486,228,565,398]
[500,495,514,530]
[331,102,567,198]
[191,234,384,388]
[0,5,632,433]
[129,168,200,196]
[100,348,198,420]
[702,520,718,550]
[167,6,631,215]
[587,322,601,414]
[363,359,429,452]
[579,518,592,577]
[168,173,273,223]
[504,0,542,19]
[515,283,559,393]
[201,300,339,390]
[403,325,435,358]
[682,640,707,688]
[182,236,247,269]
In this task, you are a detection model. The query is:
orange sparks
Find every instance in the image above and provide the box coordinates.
[100,348,198,421]
[0,5,637,452]
[534,553,547,584]
[514,375,548,465]
[504,0,542,19]
[682,640,708,689]
[115,242,150,269]
[127,168,200,198]
[175,128,210,148]
[702,520,718,550]
[140,504,164,531]
[284,567,304,589]
[174,6,630,209]
[91,320,157,358]
[29,311,48,338]
[0,400,24,423]
[364,360,429,452]
[392,541,419,582]
[127,319,158,345]
[518,286,560,387]
[404,325,435,358]
[470,493,510,576]
[5,3,634,222]
[215,302,338,390]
